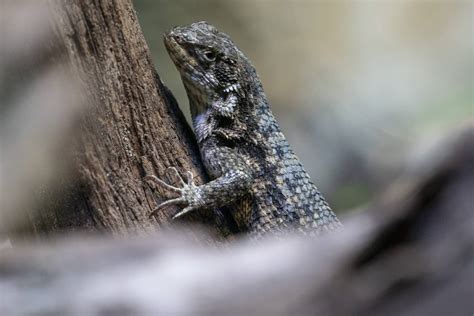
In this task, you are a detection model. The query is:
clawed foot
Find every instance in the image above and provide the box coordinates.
[145,167,200,219]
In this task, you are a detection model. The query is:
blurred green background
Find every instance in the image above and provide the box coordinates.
[134,0,473,212]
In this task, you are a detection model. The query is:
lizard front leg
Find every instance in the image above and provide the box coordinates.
[145,167,201,219]
[145,150,253,220]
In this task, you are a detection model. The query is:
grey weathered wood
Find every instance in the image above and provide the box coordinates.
[1,125,472,315]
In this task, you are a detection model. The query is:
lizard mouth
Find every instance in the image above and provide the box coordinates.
[163,32,219,90]
[163,32,198,71]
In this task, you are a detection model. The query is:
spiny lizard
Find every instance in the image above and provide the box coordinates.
[147,21,341,236]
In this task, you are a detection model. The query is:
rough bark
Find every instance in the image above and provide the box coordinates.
[2,0,216,237]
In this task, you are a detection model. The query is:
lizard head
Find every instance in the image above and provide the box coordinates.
[163,21,253,116]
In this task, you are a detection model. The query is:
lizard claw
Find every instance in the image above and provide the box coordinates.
[148,197,186,217]
[145,168,199,219]
[172,205,198,219]
[144,175,181,193]
[167,167,187,186]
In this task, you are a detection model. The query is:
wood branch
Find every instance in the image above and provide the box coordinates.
[1,125,472,315]
[1,1,221,237]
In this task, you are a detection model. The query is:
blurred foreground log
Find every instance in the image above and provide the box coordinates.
[1,125,472,315]
[0,1,217,237]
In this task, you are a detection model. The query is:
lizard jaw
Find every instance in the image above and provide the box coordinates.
[163,32,198,71]
[163,32,219,91]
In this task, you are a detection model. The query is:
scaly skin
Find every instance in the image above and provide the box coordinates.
[147,21,341,236]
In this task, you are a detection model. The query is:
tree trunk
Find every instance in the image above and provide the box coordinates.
[4,0,218,237]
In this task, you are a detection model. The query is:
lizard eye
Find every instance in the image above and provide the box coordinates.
[203,50,217,62]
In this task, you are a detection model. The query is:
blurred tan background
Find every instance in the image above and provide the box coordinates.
[135,0,473,212]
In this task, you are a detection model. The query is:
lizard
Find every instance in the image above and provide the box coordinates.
[146,21,341,237]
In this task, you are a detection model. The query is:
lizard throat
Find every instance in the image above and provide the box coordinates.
[193,111,213,143]
[183,80,213,119]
